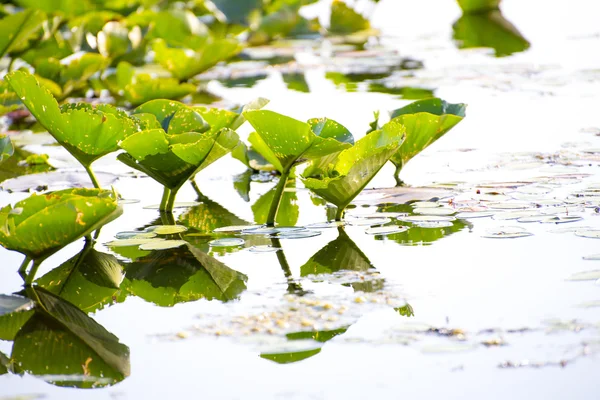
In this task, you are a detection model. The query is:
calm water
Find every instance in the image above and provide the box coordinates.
[1,0,600,398]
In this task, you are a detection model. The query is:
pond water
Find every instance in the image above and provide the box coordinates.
[2,0,600,399]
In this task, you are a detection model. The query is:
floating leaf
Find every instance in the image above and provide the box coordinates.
[248,245,280,253]
[11,287,130,388]
[146,225,188,235]
[209,238,245,247]
[275,230,321,239]
[115,231,157,239]
[365,226,408,235]
[349,217,391,226]
[455,211,495,219]
[106,238,163,247]
[482,226,533,239]
[0,188,122,260]
[413,207,456,216]
[575,230,600,239]
[566,270,600,281]
[582,254,600,261]
[305,221,347,229]
[214,225,263,233]
[303,120,405,220]
[139,240,187,251]
[398,215,456,223]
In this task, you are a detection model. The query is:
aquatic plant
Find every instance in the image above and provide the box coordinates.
[244,111,354,225]
[0,188,122,282]
[0,9,46,59]
[0,136,13,163]
[5,70,143,187]
[369,98,466,186]
[117,100,239,212]
[457,0,501,13]
[303,120,405,220]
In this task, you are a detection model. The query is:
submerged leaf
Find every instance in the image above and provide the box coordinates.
[0,188,122,259]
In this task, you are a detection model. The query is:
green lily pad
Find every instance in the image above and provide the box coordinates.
[303,119,405,219]
[0,9,46,58]
[152,37,242,81]
[139,240,187,251]
[5,70,142,186]
[384,98,466,183]
[0,188,122,260]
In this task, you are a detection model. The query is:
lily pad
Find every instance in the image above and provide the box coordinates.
[349,217,392,226]
[146,225,189,235]
[209,238,245,247]
[365,226,409,235]
[139,240,187,251]
[275,230,321,239]
[398,215,456,223]
[0,188,122,260]
[248,245,280,253]
[482,226,533,239]
[575,230,600,239]
[566,270,600,281]
[413,207,456,216]
[214,225,263,233]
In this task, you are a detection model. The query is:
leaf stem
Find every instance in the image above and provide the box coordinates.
[17,256,32,280]
[190,179,202,197]
[159,187,171,212]
[83,163,101,189]
[165,186,179,213]
[25,260,42,285]
[266,170,290,227]
[270,238,304,295]
[394,164,405,187]
[335,207,345,222]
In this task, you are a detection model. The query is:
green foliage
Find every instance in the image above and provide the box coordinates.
[6,70,143,186]
[453,10,530,57]
[118,100,240,211]
[152,37,242,81]
[0,188,122,260]
[252,179,299,226]
[0,135,14,163]
[109,62,197,106]
[303,120,405,219]
[384,98,466,184]
[329,1,370,35]
[0,9,46,58]
[0,146,55,184]
[456,0,501,13]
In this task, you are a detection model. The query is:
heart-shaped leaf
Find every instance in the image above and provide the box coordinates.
[0,188,122,260]
[303,120,405,219]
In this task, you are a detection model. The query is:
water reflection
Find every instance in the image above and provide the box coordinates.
[375,204,469,246]
[0,286,130,388]
[124,243,247,307]
[453,10,530,57]
[283,73,310,93]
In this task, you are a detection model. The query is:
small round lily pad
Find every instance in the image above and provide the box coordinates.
[482,226,533,239]
[455,211,495,219]
[274,230,321,239]
[488,202,533,210]
[566,270,600,281]
[115,231,157,239]
[414,221,454,228]
[146,225,188,235]
[106,238,165,247]
[398,215,456,223]
[365,226,409,235]
[248,245,281,253]
[139,240,187,251]
[214,225,263,233]
[575,230,600,239]
[209,238,245,247]
[305,221,347,229]
[413,207,456,216]
[349,217,391,226]
[541,216,583,224]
